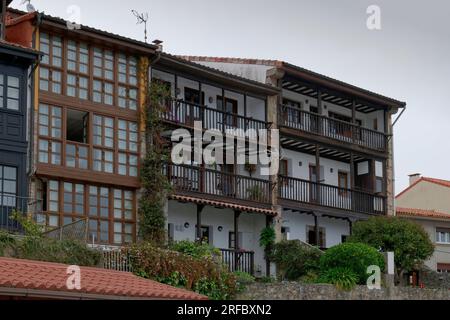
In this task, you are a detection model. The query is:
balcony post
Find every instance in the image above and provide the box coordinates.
[315,145,321,204]
[196,204,204,243]
[352,100,357,143]
[350,153,356,211]
[234,210,241,272]
[317,89,323,135]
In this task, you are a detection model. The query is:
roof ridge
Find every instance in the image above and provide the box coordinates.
[178,55,283,66]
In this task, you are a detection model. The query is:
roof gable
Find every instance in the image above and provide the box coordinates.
[396,177,450,199]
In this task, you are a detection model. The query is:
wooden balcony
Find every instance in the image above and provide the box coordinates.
[278,176,386,216]
[220,248,255,275]
[280,105,387,152]
[162,99,269,133]
[165,164,273,207]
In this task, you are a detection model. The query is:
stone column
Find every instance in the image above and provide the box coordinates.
[386,112,395,217]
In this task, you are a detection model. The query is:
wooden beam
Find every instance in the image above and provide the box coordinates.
[234,210,241,272]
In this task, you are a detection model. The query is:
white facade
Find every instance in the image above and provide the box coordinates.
[282,210,351,248]
[168,200,268,277]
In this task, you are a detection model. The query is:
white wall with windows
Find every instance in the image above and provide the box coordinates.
[151,69,267,123]
[281,148,351,188]
[168,200,268,277]
[281,210,351,249]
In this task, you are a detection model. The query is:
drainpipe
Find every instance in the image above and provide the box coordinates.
[389,106,406,215]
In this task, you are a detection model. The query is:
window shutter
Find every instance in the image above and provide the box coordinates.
[320,166,325,183]
[238,232,243,249]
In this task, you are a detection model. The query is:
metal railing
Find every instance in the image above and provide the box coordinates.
[162,99,268,133]
[0,194,42,233]
[278,176,386,215]
[280,105,387,152]
[220,248,255,275]
[43,218,88,242]
[102,249,133,272]
[165,163,273,205]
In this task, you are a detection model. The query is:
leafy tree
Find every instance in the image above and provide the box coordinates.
[349,216,434,283]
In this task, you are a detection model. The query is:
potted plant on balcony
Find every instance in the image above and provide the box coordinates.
[246,185,264,201]
[244,162,257,177]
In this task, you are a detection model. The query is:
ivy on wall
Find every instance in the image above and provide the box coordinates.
[138,80,172,245]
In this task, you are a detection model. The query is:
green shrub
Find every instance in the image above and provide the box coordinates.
[298,271,320,284]
[269,240,322,280]
[3,236,102,267]
[170,240,220,260]
[319,242,384,285]
[127,242,238,300]
[0,215,101,267]
[318,267,358,291]
[0,231,16,256]
[234,271,256,292]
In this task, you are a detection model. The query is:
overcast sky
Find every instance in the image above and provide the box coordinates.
[12,0,450,194]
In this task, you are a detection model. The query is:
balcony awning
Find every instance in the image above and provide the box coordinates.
[170,194,277,216]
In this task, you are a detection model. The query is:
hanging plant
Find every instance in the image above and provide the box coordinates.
[244,162,257,176]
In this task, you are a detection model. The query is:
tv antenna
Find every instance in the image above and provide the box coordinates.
[20,0,36,13]
[131,10,149,43]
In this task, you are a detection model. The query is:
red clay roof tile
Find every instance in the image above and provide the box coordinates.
[396,207,450,220]
[170,194,277,216]
[0,257,207,300]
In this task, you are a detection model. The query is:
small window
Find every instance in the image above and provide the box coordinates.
[0,165,17,206]
[436,228,450,244]
[437,263,450,273]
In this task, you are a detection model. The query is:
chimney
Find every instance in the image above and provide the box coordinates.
[0,0,11,40]
[408,173,422,186]
[152,39,163,52]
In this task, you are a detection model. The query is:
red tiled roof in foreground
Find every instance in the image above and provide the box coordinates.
[0,257,207,300]
[396,177,450,199]
[170,194,277,216]
[396,207,450,220]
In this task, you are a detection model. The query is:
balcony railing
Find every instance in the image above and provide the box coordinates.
[220,248,255,275]
[280,105,387,152]
[0,194,42,233]
[278,176,386,215]
[165,163,272,205]
[162,99,268,133]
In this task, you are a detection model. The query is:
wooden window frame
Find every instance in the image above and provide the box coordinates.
[39,33,63,94]
[117,54,139,110]
[338,171,349,196]
[39,181,136,245]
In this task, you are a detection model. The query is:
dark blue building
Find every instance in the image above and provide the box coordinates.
[0,1,40,230]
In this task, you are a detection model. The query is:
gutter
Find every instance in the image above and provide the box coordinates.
[0,287,164,300]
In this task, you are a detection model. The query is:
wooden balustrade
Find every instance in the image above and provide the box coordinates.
[280,105,387,152]
[162,99,268,133]
[279,176,386,215]
[220,248,255,275]
[164,163,273,205]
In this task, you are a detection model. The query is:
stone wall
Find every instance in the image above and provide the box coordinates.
[421,270,450,289]
[237,282,450,300]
